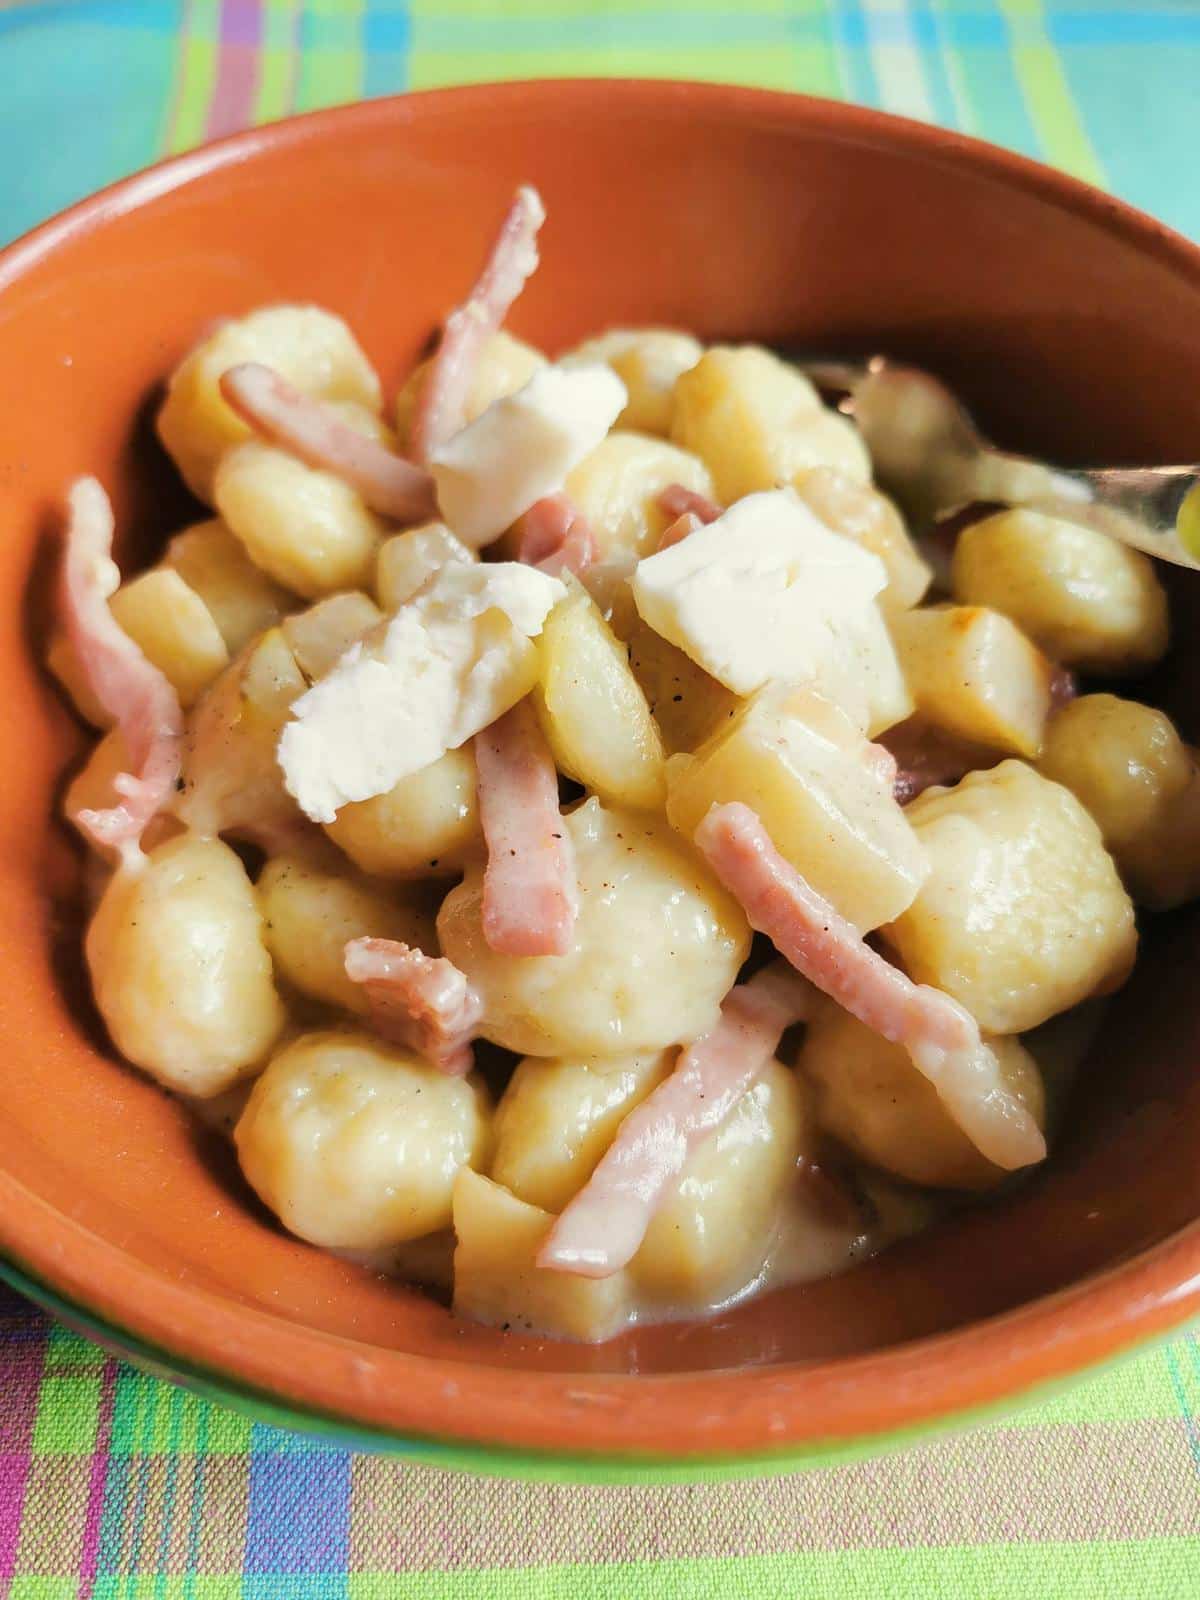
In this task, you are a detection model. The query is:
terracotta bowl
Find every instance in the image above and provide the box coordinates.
[2,81,1200,1481]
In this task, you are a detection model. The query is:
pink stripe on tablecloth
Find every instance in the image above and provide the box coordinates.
[77,1357,119,1599]
[0,1335,49,1581]
[206,0,263,139]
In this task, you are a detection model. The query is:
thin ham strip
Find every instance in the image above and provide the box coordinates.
[60,478,184,868]
[516,493,596,576]
[656,510,701,552]
[475,698,578,957]
[343,938,483,1076]
[219,363,436,524]
[694,802,1046,1171]
[410,186,546,463]
[657,483,722,525]
[538,961,811,1278]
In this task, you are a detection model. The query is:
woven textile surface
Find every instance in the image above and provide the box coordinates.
[2,3,1199,1595]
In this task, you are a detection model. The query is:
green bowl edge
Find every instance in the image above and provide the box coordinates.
[1,1250,1184,1484]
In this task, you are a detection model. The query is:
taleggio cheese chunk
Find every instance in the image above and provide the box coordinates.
[885,760,1136,1033]
[666,686,928,931]
[631,488,894,702]
[278,562,564,823]
[430,364,626,548]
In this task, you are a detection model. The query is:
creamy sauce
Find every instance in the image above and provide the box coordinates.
[183,998,1103,1343]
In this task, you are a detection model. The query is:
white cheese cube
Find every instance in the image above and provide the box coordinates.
[278,563,564,822]
[631,488,889,699]
[431,364,627,548]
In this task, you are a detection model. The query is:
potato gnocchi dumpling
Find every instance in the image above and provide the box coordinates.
[803,999,1045,1190]
[562,430,716,563]
[438,797,750,1058]
[374,522,475,612]
[280,591,382,682]
[952,509,1169,675]
[1036,694,1200,908]
[886,761,1136,1033]
[491,1051,671,1213]
[672,345,870,503]
[214,440,386,598]
[452,1169,631,1342]
[632,1060,810,1302]
[889,604,1054,759]
[625,617,739,754]
[157,304,382,501]
[535,580,667,810]
[667,686,928,931]
[258,853,435,1015]
[86,834,286,1097]
[164,519,294,654]
[236,1030,491,1250]
[108,569,230,709]
[562,327,703,436]
[177,625,308,843]
[324,746,482,880]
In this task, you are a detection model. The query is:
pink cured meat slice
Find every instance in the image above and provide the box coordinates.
[656,510,702,552]
[657,483,722,526]
[694,802,1046,1171]
[516,493,597,575]
[410,186,546,463]
[219,363,436,524]
[537,961,812,1277]
[60,478,184,868]
[475,699,578,957]
[343,937,483,1076]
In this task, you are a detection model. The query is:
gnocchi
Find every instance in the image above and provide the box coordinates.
[438,797,750,1058]
[158,305,382,501]
[886,761,1136,1033]
[1036,694,1200,909]
[952,509,1169,675]
[257,853,435,1014]
[237,1030,491,1249]
[164,519,294,654]
[491,1051,671,1212]
[324,746,482,880]
[672,345,870,503]
[534,579,667,810]
[56,186,1187,1345]
[889,604,1054,758]
[562,327,702,436]
[803,998,1045,1190]
[86,834,286,1096]
[666,686,928,931]
[214,440,386,598]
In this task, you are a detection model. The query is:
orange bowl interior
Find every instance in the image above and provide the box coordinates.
[2,82,1200,1464]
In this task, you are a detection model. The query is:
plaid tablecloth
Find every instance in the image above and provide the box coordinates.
[2,3,1200,1595]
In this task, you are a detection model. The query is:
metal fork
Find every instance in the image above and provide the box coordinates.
[801,356,1200,571]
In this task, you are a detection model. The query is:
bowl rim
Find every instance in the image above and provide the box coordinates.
[3,77,1200,1466]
